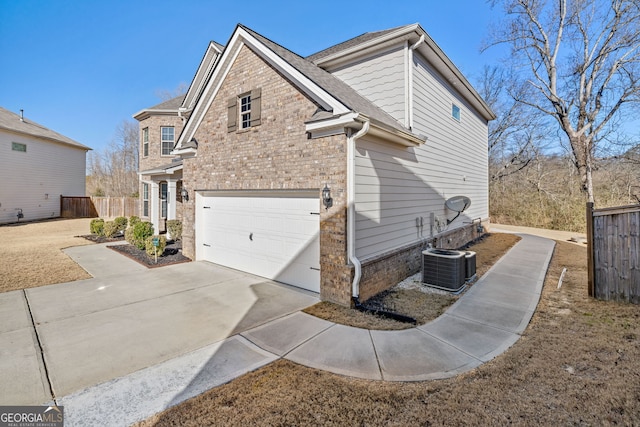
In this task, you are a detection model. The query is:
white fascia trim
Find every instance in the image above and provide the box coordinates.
[415,36,495,121]
[305,112,361,132]
[313,24,420,68]
[171,147,197,158]
[139,164,183,176]
[179,27,350,147]
[305,113,361,139]
[314,23,495,122]
[305,112,425,146]
[367,121,426,147]
[239,28,349,115]
[182,42,223,110]
[178,39,244,148]
[133,109,179,121]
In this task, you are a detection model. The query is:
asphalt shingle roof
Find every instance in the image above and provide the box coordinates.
[0,106,90,150]
[306,25,407,63]
[146,95,186,111]
[241,25,411,134]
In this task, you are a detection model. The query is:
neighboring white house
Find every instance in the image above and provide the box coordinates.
[0,107,91,224]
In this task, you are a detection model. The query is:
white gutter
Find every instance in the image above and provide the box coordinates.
[407,34,425,130]
[348,120,370,300]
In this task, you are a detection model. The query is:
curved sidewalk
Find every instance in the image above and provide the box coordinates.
[59,233,555,426]
[243,233,555,381]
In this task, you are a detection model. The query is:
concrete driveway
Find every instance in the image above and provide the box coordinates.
[0,243,318,405]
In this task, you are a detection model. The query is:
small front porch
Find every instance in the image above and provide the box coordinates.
[139,160,184,238]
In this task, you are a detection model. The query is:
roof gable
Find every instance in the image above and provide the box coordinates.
[177,24,418,148]
[181,41,224,111]
[308,23,495,122]
[0,107,90,150]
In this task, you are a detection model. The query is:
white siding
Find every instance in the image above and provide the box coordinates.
[0,131,87,224]
[354,53,489,260]
[331,45,406,124]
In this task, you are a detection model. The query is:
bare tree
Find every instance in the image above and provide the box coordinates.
[87,120,139,197]
[154,82,189,102]
[487,0,640,203]
[478,65,545,181]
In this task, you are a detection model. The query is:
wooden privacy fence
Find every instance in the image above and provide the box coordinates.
[90,196,139,218]
[586,202,640,304]
[60,196,139,219]
[60,196,98,218]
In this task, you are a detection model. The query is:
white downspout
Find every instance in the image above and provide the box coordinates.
[348,120,370,300]
[407,35,425,130]
[404,41,410,129]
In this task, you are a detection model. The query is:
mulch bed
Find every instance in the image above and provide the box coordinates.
[80,234,191,268]
[108,240,191,268]
[79,234,125,244]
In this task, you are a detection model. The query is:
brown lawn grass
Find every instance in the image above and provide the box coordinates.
[0,218,94,292]
[137,239,640,426]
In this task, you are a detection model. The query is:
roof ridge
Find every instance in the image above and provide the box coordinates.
[238,24,307,61]
[0,106,90,150]
[306,24,415,62]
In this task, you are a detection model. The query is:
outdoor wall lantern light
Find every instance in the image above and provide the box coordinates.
[322,184,333,210]
[181,187,189,202]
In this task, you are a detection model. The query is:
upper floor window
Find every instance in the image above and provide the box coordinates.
[452,104,461,122]
[228,88,262,132]
[142,127,149,157]
[161,127,174,156]
[240,94,252,129]
[12,142,27,152]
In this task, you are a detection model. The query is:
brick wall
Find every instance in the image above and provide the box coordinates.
[138,114,184,172]
[137,113,186,226]
[181,45,352,305]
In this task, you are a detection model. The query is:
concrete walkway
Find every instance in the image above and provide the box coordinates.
[245,233,555,381]
[1,234,555,426]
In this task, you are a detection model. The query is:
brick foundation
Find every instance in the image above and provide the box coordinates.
[357,221,489,303]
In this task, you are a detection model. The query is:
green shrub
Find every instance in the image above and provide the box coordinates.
[167,220,182,241]
[90,218,105,236]
[125,227,134,245]
[128,221,154,250]
[114,216,128,232]
[145,235,167,257]
[103,221,120,238]
[129,216,141,228]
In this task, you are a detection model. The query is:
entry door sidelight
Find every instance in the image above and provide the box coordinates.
[160,182,168,218]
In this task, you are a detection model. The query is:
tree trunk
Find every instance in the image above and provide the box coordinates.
[570,134,596,204]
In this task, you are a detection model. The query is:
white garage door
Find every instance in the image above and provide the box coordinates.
[196,192,321,292]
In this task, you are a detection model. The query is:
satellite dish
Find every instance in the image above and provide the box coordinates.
[445,196,471,213]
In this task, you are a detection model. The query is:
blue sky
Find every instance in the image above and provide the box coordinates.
[0,1,503,153]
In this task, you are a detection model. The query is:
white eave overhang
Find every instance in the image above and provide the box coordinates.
[139,163,183,176]
[305,113,426,147]
[312,24,419,69]
[171,147,197,158]
[133,108,179,121]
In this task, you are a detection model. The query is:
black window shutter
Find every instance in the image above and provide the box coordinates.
[250,88,261,126]
[227,97,238,132]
